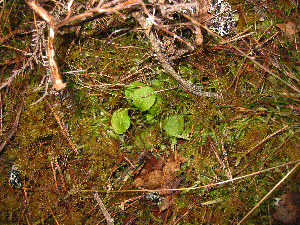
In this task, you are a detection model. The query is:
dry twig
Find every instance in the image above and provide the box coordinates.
[0,100,24,154]
[131,11,221,99]
[81,159,300,194]
[183,13,300,94]
[26,0,141,90]
[25,0,221,97]
[45,99,79,155]
[237,161,300,225]
[93,192,114,225]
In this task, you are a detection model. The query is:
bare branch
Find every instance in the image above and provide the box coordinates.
[93,192,114,225]
[26,0,57,23]
[25,0,221,96]
[26,0,141,91]
[48,26,66,90]
[131,11,221,99]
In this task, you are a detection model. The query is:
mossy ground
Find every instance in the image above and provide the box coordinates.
[1,0,300,224]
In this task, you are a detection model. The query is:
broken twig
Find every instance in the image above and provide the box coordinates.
[93,192,114,225]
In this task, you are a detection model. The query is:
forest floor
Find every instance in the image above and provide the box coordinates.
[1,0,300,224]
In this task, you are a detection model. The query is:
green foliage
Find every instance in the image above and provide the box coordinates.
[148,95,163,116]
[111,108,130,134]
[132,86,156,112]
[125,82,156,112]
[111,82,158,134]
[163,114,189,139]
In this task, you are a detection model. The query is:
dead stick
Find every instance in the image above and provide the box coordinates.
[45,100,78,155]
[26,0,140,91]
[26,0,55,23]
[48,26,66,90]
[131,11,221,99]
[0,100,24,154]
[93,192,114,225]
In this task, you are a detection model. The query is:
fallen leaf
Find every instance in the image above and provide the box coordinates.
[134,154,186,211]
[272,192,300,224]
[276,22,300,38]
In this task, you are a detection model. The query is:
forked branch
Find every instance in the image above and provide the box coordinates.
[26,0,140,90]
[26,0,221,98]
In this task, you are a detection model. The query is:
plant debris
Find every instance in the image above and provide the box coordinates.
[134,154,186,211]
[272,192,300,224]
[1,0,300,223]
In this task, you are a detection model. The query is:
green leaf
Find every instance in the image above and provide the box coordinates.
[151,79,162,87]
[201,197,223,205]
[124,82,156,112]
[148,96,163,116]
[124,82,145,100]
[132,86,156,112]
[163,114,184,137]
[111,108,130,134]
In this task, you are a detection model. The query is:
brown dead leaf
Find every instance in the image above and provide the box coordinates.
[276,22,300,38]
[139,155,165,176]
[135,169,164,190]
[159,195,173,212]
[134,153,186,211]
[272,192,300,224]
[134,154,185,190]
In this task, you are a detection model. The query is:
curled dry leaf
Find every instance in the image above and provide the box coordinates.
[134,154,186,211]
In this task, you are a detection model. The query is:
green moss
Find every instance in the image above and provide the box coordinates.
[1,0,300,223]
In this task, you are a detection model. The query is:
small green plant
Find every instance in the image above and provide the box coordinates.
[111,108,131,134]
[125,82,156,112]
[111,82,157,134]
[163,114,191,140]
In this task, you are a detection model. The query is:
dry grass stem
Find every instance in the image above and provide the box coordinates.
[82,159,300,194]
[0,100,24,154]
[237,161,300,225]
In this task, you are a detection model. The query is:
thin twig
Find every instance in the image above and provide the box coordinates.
[0,92,2,133]
[0,25,35,45]
[50,161,60,192]
[45,99,79,155]
[142,85,179,98]
[246,125,288,155]
[81,159,300,194]
[131,11,221,99]
[182,13,300,94]
[0,100,24,154]
[93,192,114,225]
[237,161,300,224]
[48,206,60,225]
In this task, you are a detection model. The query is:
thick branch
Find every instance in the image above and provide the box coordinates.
[26,0,56,23]
[131,11,221,99]
[26,0,140,91]
[48,26,66,90]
